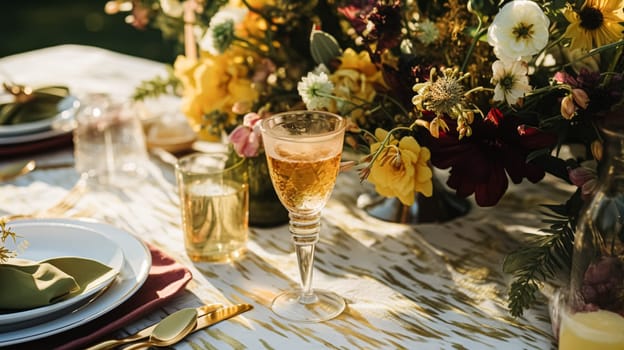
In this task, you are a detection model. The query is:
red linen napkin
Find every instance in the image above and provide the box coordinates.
[11,243,192,350]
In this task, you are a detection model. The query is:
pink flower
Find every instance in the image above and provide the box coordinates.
[568,163,598,200]
[228,113,263,157]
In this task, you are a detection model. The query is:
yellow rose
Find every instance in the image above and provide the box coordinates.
[173,49,259,140]
[367,129,433,206]
[330,49,387,123]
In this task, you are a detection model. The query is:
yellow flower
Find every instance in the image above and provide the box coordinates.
[330,49,387,122]
[173,49,259,140]
[367,129,433,206]
[562,0,624,52]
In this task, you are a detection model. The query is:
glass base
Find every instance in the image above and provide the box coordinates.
[271,289,345,323]
[186,245,246,263]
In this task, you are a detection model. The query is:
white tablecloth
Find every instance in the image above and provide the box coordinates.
[0,45,566,349]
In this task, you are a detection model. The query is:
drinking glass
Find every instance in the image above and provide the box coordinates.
[175,152,249,263]
[73,93,148,186]
[260,110,346,323]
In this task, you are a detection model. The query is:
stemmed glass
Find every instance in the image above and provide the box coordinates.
[260,110,346,323]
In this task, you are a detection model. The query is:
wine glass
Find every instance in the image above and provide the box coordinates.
[260,110,346,323]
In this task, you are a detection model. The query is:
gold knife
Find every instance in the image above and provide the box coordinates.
[170,303,253,346]
[85,303,223,350]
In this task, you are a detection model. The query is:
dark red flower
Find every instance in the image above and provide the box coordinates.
[338,1,402,63]
[426,108,557,206]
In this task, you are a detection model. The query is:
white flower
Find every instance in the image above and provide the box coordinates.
[491,60,532,106]
[199,6,247,55]
[487,0,550,61]
[159,0,183,18]
[297,71,335,110]
[416,20,439,46]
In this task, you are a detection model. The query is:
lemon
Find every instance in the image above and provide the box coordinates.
[559,309,624,350]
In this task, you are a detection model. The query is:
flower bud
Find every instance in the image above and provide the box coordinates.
[591,140,603,161]
[468,0,500,17]
[560,95,576,120]
[571,88,589,109]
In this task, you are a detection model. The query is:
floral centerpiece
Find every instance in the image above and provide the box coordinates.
[107,0,624,317]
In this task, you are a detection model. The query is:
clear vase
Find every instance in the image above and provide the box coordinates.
[246,155,289,227]
[554,125,624,349]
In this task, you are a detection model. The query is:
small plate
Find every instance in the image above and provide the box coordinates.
[0,221,124,329]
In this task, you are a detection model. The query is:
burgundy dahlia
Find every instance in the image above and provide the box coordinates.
[427,108,557,206]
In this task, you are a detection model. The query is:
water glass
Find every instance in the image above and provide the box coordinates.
[175,152,249,263]
[73,94,148,186]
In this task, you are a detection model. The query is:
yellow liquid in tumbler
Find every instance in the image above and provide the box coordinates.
[559,310,624,350]
[267,147,341,212]
[181,180,248,262]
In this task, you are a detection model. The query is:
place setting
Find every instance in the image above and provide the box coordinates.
[0,218,150,346]
[0,216,253,349]
[0,82,79,157]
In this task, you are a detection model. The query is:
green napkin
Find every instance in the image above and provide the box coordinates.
[0,85,70,125]
[0,257,115,310]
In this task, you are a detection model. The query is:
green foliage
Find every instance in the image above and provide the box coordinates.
[504,197,579,317]
[132,66,180,101]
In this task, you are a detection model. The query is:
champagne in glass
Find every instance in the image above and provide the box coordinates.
[261,110,346,323]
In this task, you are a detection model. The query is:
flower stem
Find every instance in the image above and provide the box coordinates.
[460,17,485,73]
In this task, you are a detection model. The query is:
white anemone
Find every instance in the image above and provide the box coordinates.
[487,0,550,61]
[491,60,532,106]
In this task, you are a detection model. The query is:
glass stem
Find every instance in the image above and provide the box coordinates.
[289,211,321,304]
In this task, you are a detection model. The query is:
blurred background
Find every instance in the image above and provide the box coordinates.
[1,0,177,63]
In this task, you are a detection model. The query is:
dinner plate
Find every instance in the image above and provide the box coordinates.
[0,128,70,146]
[0,221,125,329]
[0,219,151,346]
[0,117,56,137]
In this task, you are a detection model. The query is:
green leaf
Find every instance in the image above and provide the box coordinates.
[309,26,342,66]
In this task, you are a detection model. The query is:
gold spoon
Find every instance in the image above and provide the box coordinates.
[122,308,198,350]
[0,160,35,182]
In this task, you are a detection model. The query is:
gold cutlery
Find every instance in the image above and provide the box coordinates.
[0,160,35,182]
[122,303,254,350]
[121,308,198,350]
[85,304,222,350]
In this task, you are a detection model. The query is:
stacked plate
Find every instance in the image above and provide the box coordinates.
[0,219,151,346]
[0,94,79,157]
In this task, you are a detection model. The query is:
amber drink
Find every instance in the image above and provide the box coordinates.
[176,152,248,263]
[261,110,346,323]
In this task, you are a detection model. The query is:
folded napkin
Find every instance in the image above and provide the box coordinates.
[0,257,114,310]
[0,85,70,125]
[12,243,192,350]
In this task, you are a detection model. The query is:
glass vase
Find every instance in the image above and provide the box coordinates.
[246,154,289,227]
[555,126,624,350]
[359,173,471,224]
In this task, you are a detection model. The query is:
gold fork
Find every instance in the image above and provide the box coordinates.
[2,176,87,221]
[40,177,87,217]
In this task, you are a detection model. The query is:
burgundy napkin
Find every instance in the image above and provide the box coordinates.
[12,243,192,350]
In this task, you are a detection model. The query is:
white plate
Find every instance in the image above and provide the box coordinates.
[0,222,125,328]
[0,128,70,146]
[0,219,151,346]
[0,95,79,137]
